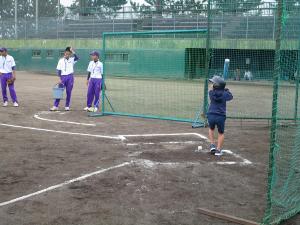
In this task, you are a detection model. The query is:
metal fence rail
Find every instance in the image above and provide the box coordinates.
[1,2,299,40]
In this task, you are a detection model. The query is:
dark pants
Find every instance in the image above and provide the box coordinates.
[207,114,226,134]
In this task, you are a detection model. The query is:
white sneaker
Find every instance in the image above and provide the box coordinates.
[65,107,70,111]
[3,101,8,107]
[93,107,98,112]
[214,149,223,156]
[87,107,95,112]
[50,106,59,111]
[13,102,19,107]
[84,107,89,111]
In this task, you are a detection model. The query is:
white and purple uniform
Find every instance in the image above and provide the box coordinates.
[0,54,18,103]
[54,54,79,107]
[86,60,103,108]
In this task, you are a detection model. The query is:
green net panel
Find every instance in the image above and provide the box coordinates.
[99,30,207,123]
[263,0,300,224]
[207,1,298,121]
[91,2,300,223]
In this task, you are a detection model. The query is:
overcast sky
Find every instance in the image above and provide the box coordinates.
[60,0,148,7]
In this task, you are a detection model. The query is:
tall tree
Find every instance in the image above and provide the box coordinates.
[0,0,63,38]
[130,0,207,15]
[285,0,300,11]
[213,0,263,14]
[71,0,127,16]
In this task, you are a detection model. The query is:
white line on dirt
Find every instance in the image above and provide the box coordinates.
[126,141,199,146]
[134,158,250,168]
[222,150,252,165]
[121,133,208,140]
[0,123,123,140]
[34,111,96,127]
[0,162,131,207]
[196,148,252,166]
[216,161,238,165]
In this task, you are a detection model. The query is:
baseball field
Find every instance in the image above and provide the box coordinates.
[0,72,298,225]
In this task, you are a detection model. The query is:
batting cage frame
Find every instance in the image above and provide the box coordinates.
[94,29,208,125]
[89,1,300,224]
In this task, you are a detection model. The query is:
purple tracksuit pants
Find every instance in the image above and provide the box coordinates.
[54,74,74,107]
[1,73,18,103]
[87,78,102,108]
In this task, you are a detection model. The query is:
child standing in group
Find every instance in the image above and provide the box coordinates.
[50,47,79,111]
[207,76,233,156]
[0,47,19,107]
[84,51,103,112]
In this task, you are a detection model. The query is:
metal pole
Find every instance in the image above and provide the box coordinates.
[272,13,276,40]
[113,17,115,33]
[246,14,248,39]
[221,11,223,39]
[57,0,60,39]
[203,0,211,116]
[92,17,94,38]
[15,0,17,39]
[35,0,38,34]
[58,0,60,16]
[173,13,176,38]
[131,7,133,32]
[102,34,107,114]
[295,72,299,120]
[295,41,300,121]
[24,18,27,39]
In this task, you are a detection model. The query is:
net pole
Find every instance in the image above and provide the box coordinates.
[294,39,300,121]
[202,0,211,116]
[35,0,38,34]
[14,0,18,39]
[263,0,284,224]
[101,34,107,114]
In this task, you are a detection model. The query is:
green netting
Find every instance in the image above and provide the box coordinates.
[263,0,300,224]
[207,0,299,121]
[93,1,300,223]
[100,30,207,123]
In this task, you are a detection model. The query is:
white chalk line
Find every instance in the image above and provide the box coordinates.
[1,121,247,165]
[196,148,252,166]
[0,123,124,141]
[122,133,208,140]
[0,122,207,143]
[222,150,252,165]
[0,162,131,207]
[126,141,199,146]
[34,111,96,127]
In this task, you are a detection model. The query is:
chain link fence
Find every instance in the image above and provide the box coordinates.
[1,2,299,40]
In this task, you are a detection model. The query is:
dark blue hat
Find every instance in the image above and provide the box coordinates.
[0,47,7,52]
[90,51,100,57]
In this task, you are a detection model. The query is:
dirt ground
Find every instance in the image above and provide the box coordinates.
[0,72,298,225]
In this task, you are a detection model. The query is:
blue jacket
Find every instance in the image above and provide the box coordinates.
[208,88,233,116]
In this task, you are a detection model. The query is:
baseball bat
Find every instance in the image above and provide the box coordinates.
[223,58,230,80]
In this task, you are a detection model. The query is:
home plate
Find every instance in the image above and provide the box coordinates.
[196,146,253,166]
